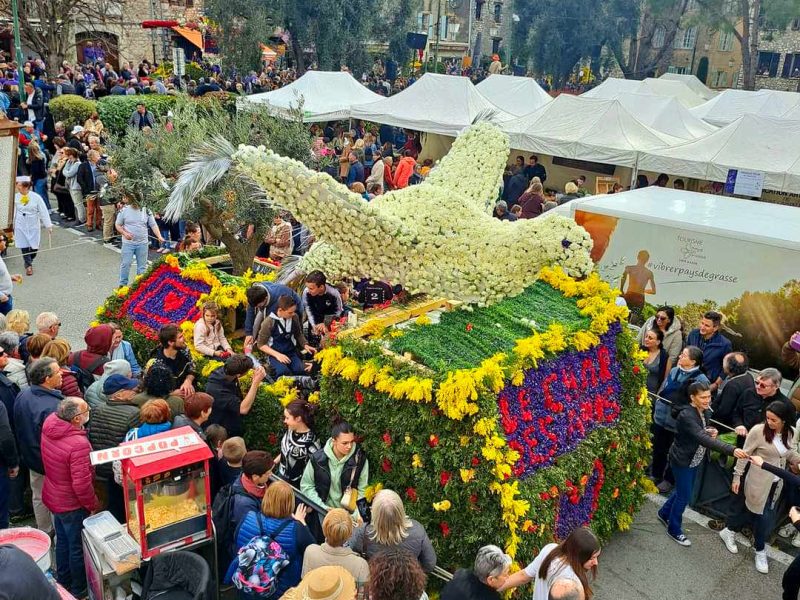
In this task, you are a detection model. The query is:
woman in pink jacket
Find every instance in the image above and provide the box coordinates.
[41,397,98,598]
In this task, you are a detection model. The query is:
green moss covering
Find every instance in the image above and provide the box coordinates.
[389,281,590,371]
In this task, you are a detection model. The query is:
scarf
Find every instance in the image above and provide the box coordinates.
[240,474,267,499]
[20,194,29,206]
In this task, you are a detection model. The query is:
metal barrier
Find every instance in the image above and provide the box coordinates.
[269,474,454,583]
[647,391,737,435]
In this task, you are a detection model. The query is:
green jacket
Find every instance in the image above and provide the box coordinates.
[300,438,369,512]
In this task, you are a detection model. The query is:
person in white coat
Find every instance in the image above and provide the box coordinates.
[13,176,52,276]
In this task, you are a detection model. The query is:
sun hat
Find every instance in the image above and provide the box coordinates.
[72,125,84,134]
[292,566,356,600]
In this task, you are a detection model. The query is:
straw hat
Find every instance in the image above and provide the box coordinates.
[293,566,356,600]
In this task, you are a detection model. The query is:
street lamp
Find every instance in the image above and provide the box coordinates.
[11,0,25,86]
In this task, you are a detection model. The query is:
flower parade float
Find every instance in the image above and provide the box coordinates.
[98,122,653,571]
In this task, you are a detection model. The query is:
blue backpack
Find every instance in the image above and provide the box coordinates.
[232,515,292,598]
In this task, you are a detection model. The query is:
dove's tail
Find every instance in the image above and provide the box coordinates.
[164,136,237,222]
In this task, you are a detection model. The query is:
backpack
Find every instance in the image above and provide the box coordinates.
[70,351,109,393]
[211,483,248,557]
[231,514,292,598]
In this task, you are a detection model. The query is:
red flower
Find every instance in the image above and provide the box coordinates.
[381,458,392,473]
[267,433,277,446]
[471,456,480,467]
[428,434,439,448]
[440,471,451,486]
[406,487,418,502]
[539,492,550,500]
[466,323,473,332]
[632,365,641,375]
[469,494,478,504]
[440,522,451,537]
[354,390,364,405]
[382,432,392,446]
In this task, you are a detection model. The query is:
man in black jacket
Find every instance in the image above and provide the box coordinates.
[711,352,753,430]
[740,368,793,432]
[442,545,510,600]
[20,82,44,129]
[0,396,18,529]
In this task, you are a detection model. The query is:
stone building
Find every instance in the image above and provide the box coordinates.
[752,19,800,92]
[666,23,743,89]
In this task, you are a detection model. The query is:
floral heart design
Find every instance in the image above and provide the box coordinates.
[163,290,184,313]
[554,459,605,540]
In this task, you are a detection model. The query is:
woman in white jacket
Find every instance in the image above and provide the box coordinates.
[637,305,683,364]
[365,152,385,192]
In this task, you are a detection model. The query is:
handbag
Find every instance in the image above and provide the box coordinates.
[340,449,362,512]
[653,397,678,433]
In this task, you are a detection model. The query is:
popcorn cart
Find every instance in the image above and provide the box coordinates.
[121,427,213,559]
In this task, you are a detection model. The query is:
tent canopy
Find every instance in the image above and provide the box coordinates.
[690,88,800,127]
[612,92,717,140]
[240,70,382,122]
[503,94,681,167]
[350,73,512,137]
[583,77,705,108]
[475,74,552,117]
[637,114,800,193]
[658,73,718,101]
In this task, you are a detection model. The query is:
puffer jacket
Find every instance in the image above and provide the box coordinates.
[393,156,416,189]
[60,368,83,399]
[85,359,133,409]
[88,394,144,479]
[13,385,64,474]
[4,358,28,390]
[224,514,314,597]
[41,412,98,513]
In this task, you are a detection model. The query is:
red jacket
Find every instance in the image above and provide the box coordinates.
[68,324,113,376]
[394,157,416,189]
[60,368,83,399]
[41,413,98,514]
[383,162,394,190]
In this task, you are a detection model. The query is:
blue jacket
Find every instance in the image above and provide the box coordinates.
[13,386,64,474]
[686,329,732,384]
[244,282,304,336]
[111,340,142,376]
[225,512,315,597]
[346,161,365,186]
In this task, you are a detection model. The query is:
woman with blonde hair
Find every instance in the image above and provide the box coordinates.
[302,508,370,588]
[42,338,82,398]
[351,489,436,572]
[192,301,232,359]
[226,480,315,597]
[6,309,30,336]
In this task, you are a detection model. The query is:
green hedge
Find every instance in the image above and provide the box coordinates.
[98,95,178,136]
[49,95,97,131]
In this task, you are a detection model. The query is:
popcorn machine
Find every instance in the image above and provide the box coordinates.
[121,427,213,559]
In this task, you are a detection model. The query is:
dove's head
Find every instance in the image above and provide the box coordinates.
[551,217,595,278]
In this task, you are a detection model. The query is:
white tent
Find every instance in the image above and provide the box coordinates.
[658,73,718,101]
[583,77,705,109]
[613,92,717,140]
[240,71,382,122]
[475,74,552,117]
[637,114,800,192]
[350,73,511,137]
[690,88,800,127]
[503,95,682,167]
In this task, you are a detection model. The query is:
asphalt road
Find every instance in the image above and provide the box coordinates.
[5,221,795,598]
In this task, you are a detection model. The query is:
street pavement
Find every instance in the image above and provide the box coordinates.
[6,221,796,598]
[593,496,788,599]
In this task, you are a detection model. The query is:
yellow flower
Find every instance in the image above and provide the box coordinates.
[432,500,451,512]
[459,435,470,447]
[460,469,475,483]
[404,434,412,444]
[164,255,179,268]
[411,454,423,468]
[414,314,431,326]
[617,512,633,531]
[201,360,224,378]
[95,305,106,317]
[115,286,130,298]
[89,320,100,328]
[308,391,320,404]
[365,482,384,503]
[389,330,404,338]
[511,370,524,386]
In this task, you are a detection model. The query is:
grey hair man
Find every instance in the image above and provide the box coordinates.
[549,578,585,600]
[35,312,61,338]
[440,544,511,599]
[0,330,26,389]
[493,200,517,222]
[712,351,752,433]
[740,366,791,432]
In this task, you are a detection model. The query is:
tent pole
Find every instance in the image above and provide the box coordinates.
[630,153,640,189]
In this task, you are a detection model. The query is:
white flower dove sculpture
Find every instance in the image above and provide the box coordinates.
[166,123,593,306]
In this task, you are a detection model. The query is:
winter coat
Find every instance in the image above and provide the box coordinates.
[734,423,800,515]
[4,357,28,390]
[84,359,134,409]
[110,340,142,376]
[69,324,114,376]
[60,368,83,399]
[637,315,684,364]
[350,519,437,572]
[225,514,315,597]
[41,413,98,513]
[193,319,232,357]
[0,545,61,600]
[0,400,18,470]
[393,157,416,189]
[13,385,64,473]
[88,394,144,479]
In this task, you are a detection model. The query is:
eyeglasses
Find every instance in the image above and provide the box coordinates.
[77,408,91,416]
[655,315,668,321]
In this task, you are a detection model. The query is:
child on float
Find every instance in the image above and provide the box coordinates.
[256,294,317,377]
[193,301,233,359]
